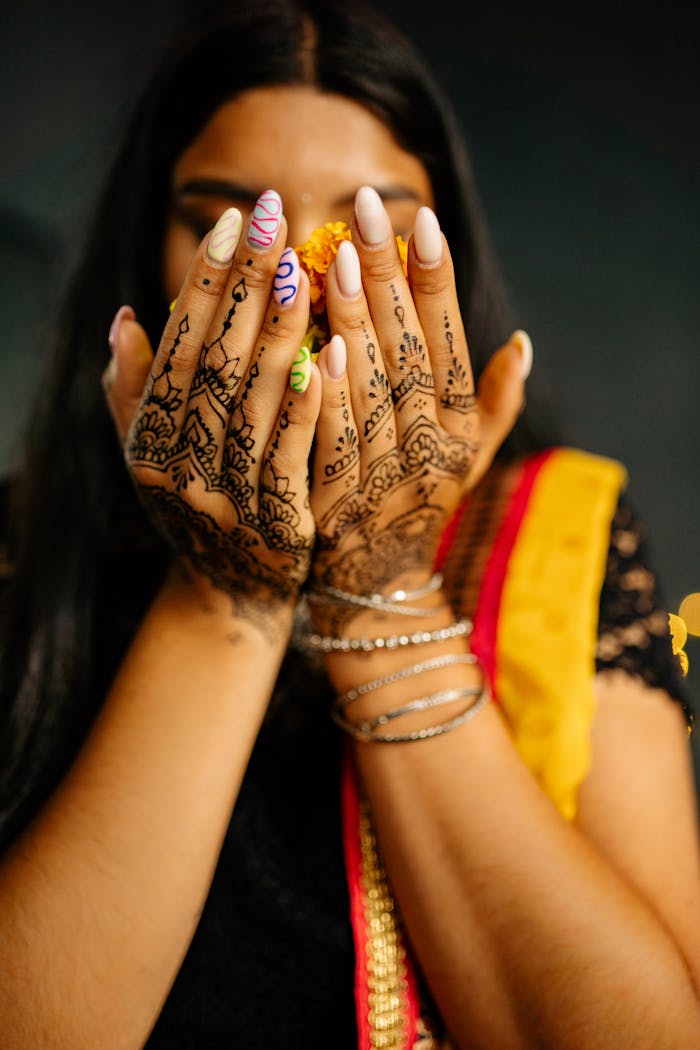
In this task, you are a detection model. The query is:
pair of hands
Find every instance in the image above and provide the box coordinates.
[104,187,526,631]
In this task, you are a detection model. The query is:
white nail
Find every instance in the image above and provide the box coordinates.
[326,334,347,379]
[413,207,442,265]
[335,241,362,298]
[355,185,391,245]
[510,329,533,379]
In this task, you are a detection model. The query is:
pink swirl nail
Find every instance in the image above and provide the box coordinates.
[207,207,242,264]
[273,247,299,306]
[248,189,282,249]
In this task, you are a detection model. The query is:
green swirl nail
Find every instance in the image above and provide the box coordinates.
[290,345,312,394]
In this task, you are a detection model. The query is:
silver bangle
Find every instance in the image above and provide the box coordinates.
[333,685,483,735]
[333,685,491,743]
[306,591,442,618]
[299,617,472,654]
[310,572,444,610]
[336,653,478,710]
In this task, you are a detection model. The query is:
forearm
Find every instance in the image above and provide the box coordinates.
[323,611,700,1050]
[0,571,292,1049]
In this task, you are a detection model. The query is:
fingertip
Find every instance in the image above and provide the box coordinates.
[508,329,533,380]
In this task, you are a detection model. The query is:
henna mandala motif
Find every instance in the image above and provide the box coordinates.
[126,295,314,631]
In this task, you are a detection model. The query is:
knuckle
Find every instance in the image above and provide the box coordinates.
[360,254,402,285]
[413,269,453,298]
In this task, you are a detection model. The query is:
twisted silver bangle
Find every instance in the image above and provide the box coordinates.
[333,685,483,734]
[336,652,478,710]
[309,572,444,610]
[333,685,491,743]
[300,617,472,653]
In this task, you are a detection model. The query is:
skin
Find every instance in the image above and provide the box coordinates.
[0,84,698,1050]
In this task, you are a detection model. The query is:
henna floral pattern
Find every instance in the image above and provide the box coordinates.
[126,281,314,632]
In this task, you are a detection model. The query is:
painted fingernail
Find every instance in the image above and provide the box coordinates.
[248,189,283,249]
[108,304,135,352]
[207,207,242,264]
[413,207,442,266]
[510,329,533,379]
[355,185,391,246]
[273,247,299,306]
[335,240,362,298]
[326,334,347,379]
[290,345,312,393]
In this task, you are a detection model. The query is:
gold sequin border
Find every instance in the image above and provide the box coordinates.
[358,800,411,1049]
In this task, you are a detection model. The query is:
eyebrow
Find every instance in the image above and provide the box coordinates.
[175,178,422,206]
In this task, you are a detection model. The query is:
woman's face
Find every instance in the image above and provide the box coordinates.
[163,84,434,300]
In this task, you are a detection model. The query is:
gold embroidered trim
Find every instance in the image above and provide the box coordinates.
[358,799,411,1049]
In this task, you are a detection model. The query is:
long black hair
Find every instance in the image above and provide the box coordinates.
[0,0,553,846]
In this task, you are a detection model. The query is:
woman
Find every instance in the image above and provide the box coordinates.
[0,1,698,1047]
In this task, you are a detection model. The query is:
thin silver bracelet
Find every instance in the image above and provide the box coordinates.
[335,653,478,710]
[310,572,444,610]
[333,685,491,743]
[299,617,472,654]
[306,590,443,618]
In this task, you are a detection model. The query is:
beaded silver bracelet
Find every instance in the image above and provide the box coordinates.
[299,617,472,654]
[333,685,491,743]
[335,652,478,711]
[309,571,444,610]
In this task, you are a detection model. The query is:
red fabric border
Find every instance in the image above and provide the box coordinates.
[464,450,554,697]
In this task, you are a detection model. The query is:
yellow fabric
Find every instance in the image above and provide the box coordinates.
[496,448,627,821]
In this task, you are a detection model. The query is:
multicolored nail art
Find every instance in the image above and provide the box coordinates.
[248,189,283,249]
[207,207,242,263]
[290,345,312,393]
[273,247,299,306]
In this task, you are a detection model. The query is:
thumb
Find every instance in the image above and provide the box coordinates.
[102,305,155,443]
[468,329,532,487]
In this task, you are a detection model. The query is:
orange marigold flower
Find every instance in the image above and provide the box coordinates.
[294,221,409,357]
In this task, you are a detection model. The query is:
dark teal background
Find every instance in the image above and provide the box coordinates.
[1,2,697,777]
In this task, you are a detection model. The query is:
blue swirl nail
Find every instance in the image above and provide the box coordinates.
[273,247,299,306]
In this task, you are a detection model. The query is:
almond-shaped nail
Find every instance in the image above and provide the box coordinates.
[355,185,391,245]
[510,329,533,379]
[326,334,347,379]
[248,189,283,249]
[335,240,362,298]
[290,345,312,393]
[108,304,135,352]
[207,207,242,264]
[413,207,442,266]
[273,247,299,306]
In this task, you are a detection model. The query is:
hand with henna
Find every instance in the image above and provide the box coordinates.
[309,186,530,619]
[104,193,321,634]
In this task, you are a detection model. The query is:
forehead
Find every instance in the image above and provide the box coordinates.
[172,84,433,202]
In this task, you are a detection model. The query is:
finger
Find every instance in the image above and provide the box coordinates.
[351,186,436,427]
[102,307,154,443]
[188,191,287,439]
[132,207,243,454]
[407,207,477,442]
[222,257,312,483]
[310,334,361,528]
[324,241,397,468]
[259,360,322,543]
[467,332,531,488]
